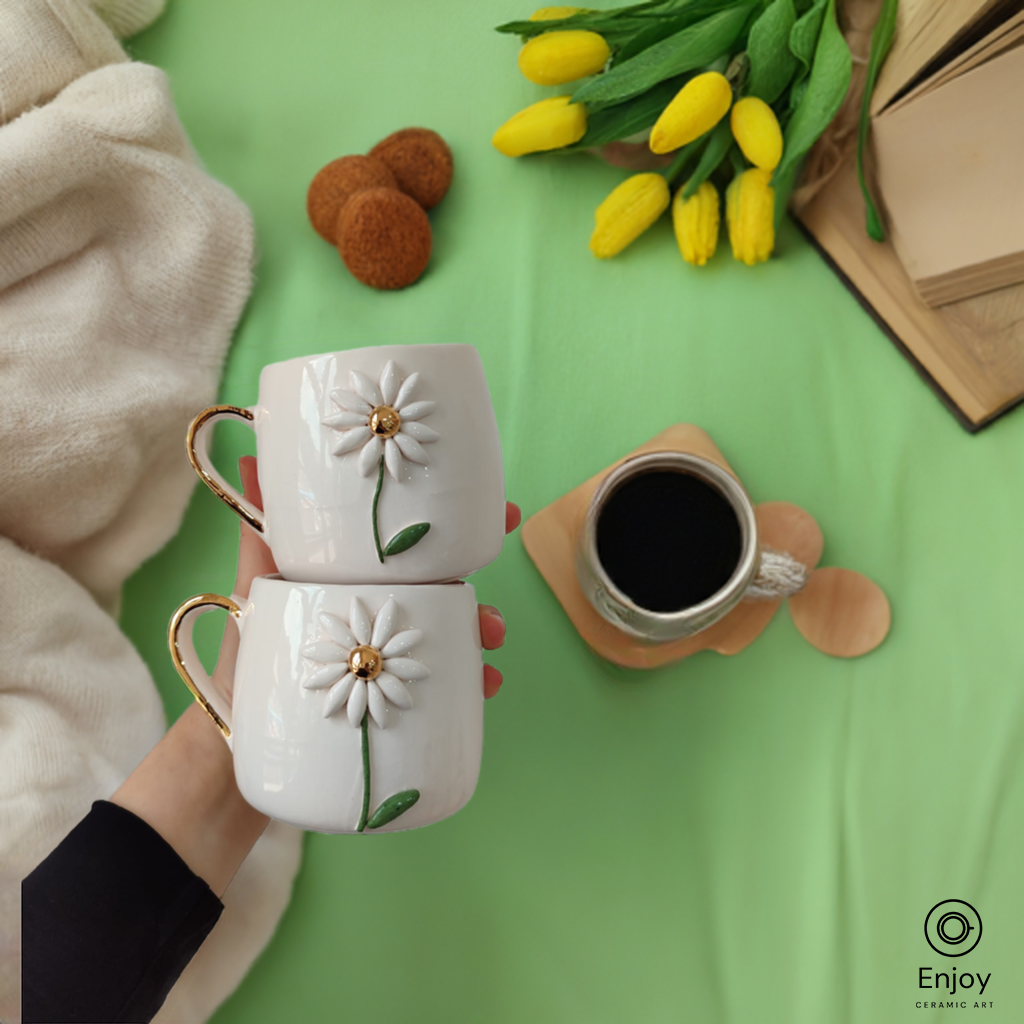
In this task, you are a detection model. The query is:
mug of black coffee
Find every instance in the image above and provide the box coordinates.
[576,452,767,642]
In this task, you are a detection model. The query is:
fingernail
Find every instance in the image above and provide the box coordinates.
[484,605,504,624]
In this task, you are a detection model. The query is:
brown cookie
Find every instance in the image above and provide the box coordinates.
[369,128,453,210]
[337,187,432,290]
[306,155,397,243]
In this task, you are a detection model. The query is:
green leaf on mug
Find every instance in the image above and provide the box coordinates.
[367,789,421,829]
[383,522,431,557]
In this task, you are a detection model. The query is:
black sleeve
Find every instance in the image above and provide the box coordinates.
[22,799,224,1024]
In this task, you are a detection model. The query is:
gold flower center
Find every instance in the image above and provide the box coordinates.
[369,405,401,439]
[349,644,383,680]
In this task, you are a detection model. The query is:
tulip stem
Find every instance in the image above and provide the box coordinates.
[663,136,706,187]
[857,0,899,241]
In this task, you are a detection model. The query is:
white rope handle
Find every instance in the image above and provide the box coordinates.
[745,546,811,600]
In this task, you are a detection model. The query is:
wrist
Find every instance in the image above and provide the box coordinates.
[176,700,235,771]
[112,702,270,897]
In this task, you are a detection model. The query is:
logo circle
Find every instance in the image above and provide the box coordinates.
[925,900,982,957]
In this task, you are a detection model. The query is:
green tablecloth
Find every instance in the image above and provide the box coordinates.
[123,3,1024,1020]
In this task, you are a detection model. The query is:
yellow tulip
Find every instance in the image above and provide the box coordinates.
[519,30,611,85]
[589,173,670,258]
[531,6,584,19]
[726,168,775,265]
[492,96,587,157]
[730,97,783,171]
[673,181,719,266]
[649,72,732,155]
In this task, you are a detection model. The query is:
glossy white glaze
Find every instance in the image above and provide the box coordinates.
[215,577,484,834]
[208,344,505,583]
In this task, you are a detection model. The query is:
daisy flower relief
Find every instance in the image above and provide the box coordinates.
[302,596,429,831]
[322,360,439,563]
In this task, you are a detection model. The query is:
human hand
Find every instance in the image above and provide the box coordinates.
[212,456,519,700]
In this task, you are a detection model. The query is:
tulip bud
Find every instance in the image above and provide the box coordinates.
[726,168,775,265]
[730,97,783,171]
[649,72,732,155]
[589,173,670,258]
[519,30,611,85]
[673,181,719,266]
[492,96,588,157]
[531,6,584,19]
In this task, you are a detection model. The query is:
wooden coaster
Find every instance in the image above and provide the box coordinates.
[788,567,892,658]
[521,425,825,669]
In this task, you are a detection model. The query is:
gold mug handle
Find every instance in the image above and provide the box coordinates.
[168,593,242,743]
[186,405,266,535]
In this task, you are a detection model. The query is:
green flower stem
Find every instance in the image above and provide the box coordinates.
[663,135,706,188]
[857,0,899,242]
[356,712,370,833]
[371,458,385,563]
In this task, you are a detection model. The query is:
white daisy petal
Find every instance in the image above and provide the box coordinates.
[383,657,430,681]
[346,678,368,727]
[398,400,435,421]
[375,671,413,709]
[371,598,398,649]
[323,673,356,716]
[331,426,371,456]
[320,613,356,650]
[399,421,439,443]
[393,372,419,411]
[349,597,371,646]
[367,681,388,729]
[381,629,423,658]
[323,411,368,429]
[357,436,383,477]
[330,388,371,415]
[302,641,347,663]
[304,664,348,690]
[350,370,383,407]
[384,438,403,481]
[379,360,400,406]
[394,432,430,466]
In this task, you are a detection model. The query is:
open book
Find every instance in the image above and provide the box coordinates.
[796,0,1024,430]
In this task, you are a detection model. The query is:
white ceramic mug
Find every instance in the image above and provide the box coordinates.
[187,344,505,583]
[169,577,484,833]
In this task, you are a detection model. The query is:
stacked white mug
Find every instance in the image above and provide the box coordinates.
[169,344,505,833]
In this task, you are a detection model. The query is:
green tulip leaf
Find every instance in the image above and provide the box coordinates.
[383,522,431,557]
[613,15,694,67]
[367,789,421,830]
[773,0,851,184]
[788,0,828,82]
[612,0,758,65]
[568,75,690,148]
[787,75,809,112]
[746,0,798,104]
[572,6,754,108]
[496,4,679,46]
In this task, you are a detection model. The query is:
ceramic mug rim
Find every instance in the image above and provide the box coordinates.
[578,451,760,632]
[255,342,477,381]
[251,574,470,592]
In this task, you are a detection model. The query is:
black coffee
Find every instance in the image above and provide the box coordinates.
[595,470,743,612]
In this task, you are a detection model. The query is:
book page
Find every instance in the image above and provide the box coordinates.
[871,0,1007,113]
[798,159,1024,427]
[873,44,1024,301]
[885,8,1024,114]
